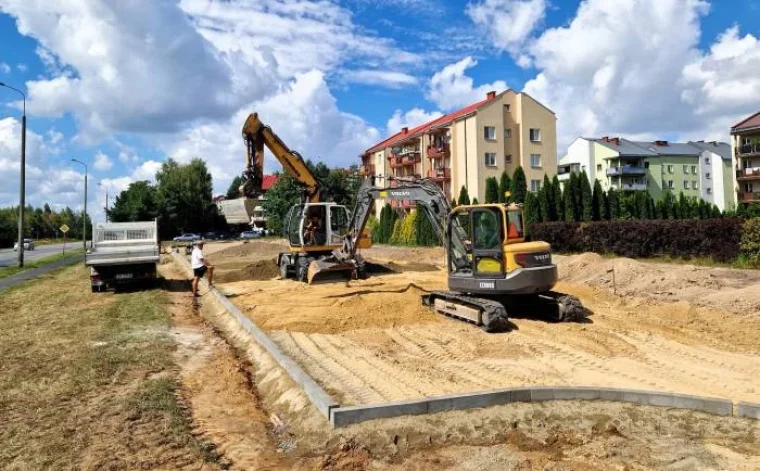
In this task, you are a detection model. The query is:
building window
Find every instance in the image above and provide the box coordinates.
[706,187,712,194]
[645,161,650,168]
[668,165,674,173]
[683,181,689,190]
[530,179,541,192]
[504,128,511,138]
[692,181,698,190]
[504,104,510,112]
[683,164,688,173]
[691,165,697,174]
[530,154,542,168]
[505,154,512,163]
[705,157,710,164]
[706,172,711,179]
[485,152,496,166]
[484,126,496,140]
[597,164,602,172]
[529,128,541,142]
[668,180,674,189]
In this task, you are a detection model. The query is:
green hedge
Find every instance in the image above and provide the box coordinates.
[531,218,744,262]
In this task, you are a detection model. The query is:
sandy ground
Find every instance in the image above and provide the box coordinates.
[204,241,760,407]
[170,249,760,470]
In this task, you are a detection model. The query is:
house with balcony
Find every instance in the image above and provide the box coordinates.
[731,111,760,206]
[361,89,557,214]
[559,137,733,209]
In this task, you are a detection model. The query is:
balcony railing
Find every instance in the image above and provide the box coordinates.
[427,167,451,181]
[606,166,647,176]
[738,143,760,156]
[739,191,760,203]
[427,144,450,159]
[737,167,760,179]
[615,181,648,191]
[360,164,375,176]
[389,155,421,168]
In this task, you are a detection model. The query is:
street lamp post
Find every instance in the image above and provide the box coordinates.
[0,81,27,268]
[71,159,88,252]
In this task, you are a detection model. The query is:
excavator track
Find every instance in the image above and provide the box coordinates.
[544,291,586,322]
[422,291,510,333]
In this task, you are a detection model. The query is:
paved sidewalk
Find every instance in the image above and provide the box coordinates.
[0,254,85,291]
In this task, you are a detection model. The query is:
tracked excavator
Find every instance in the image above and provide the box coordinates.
[222,112,369,282]
[315,176,586,332]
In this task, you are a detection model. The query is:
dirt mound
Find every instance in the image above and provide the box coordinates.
[556,253,760,314]
[211,241,286,259]
[214,259,280,283]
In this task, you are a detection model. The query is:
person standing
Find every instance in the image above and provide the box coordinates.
[191,240,214,296]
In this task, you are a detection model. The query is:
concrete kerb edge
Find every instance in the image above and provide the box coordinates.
[169,251,339,418]
[737,402,760,419]
[330,387,738,428]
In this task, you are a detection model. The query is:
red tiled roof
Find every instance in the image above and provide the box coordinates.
[262,174,278,190]
[732,111,760,133]
[363,93,498,155]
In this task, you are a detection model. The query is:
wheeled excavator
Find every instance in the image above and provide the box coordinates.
[219,112,368,282]
[317,176,586,332]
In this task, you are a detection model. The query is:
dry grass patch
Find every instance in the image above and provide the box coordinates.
[0,264,213,470]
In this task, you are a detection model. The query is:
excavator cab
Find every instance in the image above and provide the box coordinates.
[446,204,558,296]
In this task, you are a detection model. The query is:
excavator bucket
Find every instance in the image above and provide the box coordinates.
[306,258,355,284]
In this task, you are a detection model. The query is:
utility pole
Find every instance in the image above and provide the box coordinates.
[0,82,26,268]
[72,159,88,251]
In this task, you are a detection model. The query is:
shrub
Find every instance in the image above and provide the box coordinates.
[740,217,760,265]
[399,210,417,245]
[389,219,403,245]
[531,218,743,262]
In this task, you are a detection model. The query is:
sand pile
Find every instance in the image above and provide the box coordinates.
[213,259,280,283]
[224,272,444,334]
[556,253,760,314]
[210,240,287,259]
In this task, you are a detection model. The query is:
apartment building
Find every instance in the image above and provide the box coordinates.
[360,90,557,214]
[559,137,734,210]
[731,111,760,206]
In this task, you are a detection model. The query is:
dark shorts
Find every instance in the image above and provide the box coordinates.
[193,266,208,278]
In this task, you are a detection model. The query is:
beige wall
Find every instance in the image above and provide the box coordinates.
[475,95,509,201]
[517,93,557,190]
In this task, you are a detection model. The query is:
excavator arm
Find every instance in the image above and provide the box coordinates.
[339,177,469,269]
[240,113,321,203]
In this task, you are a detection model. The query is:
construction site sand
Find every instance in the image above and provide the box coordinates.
[210,242,760,408]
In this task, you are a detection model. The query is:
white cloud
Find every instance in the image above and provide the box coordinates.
[165,70,381,194]
[466,0,546,61]
[16,63,28,72]
[93,151,113,171]
[343,70,418,88]
[131,160,162,182]
[516,0,760,151]
[1,0,276,139]
[0,62,10,74]
[386,108,443,136]
[681,25,760,118]
[427,56,507,111]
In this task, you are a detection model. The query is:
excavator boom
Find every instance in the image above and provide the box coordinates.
[240,113,321,203]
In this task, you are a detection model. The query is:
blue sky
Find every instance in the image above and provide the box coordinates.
[1,0,759,221]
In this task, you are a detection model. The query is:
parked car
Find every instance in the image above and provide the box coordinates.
[240,230,262,240]
[203,231,220,240]
[217,231,233,240]
[173,233,200,242]
[13,238,35,251]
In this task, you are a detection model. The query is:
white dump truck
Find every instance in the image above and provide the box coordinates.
[86,220,160,292]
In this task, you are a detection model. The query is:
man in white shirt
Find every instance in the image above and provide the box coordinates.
[191,240,214,297]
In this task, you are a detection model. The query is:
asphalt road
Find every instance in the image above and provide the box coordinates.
[0,241,87,268]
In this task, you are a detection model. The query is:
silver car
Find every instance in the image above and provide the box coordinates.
[13,238,35,251]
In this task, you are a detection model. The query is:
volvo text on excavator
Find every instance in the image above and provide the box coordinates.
[325,176,586,332]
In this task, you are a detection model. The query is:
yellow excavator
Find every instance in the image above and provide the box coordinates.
[325,176,587,331]
[219,113,368,282]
